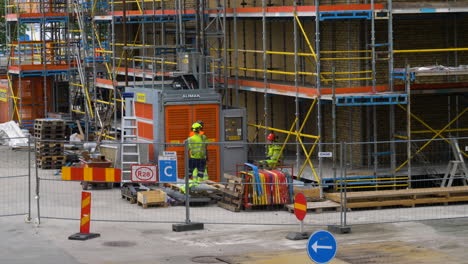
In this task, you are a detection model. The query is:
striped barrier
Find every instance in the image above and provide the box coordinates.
[68,191,100,240]
[62,167,121,182]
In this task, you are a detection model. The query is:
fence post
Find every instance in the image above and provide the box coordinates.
[172,140,204,232]
[34,137,40,226]
[26,135,31,223]
[328,142,351,234]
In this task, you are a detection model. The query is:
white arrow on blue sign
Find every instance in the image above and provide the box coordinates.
[307,230,337,264]
[158,156,178,183]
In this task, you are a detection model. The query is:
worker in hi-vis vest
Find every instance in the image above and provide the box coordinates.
[188,120,208,180]
[259,132,283,169]
[187,122,209,182]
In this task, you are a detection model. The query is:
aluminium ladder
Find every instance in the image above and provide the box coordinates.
[120,94,140,182]
[441,139,468,187]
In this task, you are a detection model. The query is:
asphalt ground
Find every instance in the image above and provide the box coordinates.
[2,215,468,264]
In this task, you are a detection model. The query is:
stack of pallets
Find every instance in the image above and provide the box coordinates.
[34,119,66,169]
[217,174,245,212]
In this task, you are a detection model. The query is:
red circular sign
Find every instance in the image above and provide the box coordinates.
[135,167,154,181]
[294,193,307,221]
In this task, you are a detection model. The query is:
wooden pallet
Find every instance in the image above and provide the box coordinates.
[37,163,64,169]
[34,133,65,140]
[325,186,468,209]
[34,119,66,125]
[37,155,66,162]
[285,200,341,214]
[36,156,66,170]
[137,201,168,209]
[36,149,64,156]
[245,204,285,211]
[35,142,64,148]
[122,195,137,204]
[217,174,244,212]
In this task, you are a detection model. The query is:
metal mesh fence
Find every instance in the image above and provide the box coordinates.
[0,137,32,219]
[29,137,468,227]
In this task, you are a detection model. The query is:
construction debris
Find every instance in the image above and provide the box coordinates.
[0,121,29,147]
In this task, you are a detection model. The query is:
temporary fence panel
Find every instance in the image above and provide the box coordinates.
[32,138,468,227]
[0,137,32,219]
[38,142,185,224]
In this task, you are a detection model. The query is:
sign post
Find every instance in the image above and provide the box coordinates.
[307,230,337,264]
[286,193,312,240]
[158,154,178,183]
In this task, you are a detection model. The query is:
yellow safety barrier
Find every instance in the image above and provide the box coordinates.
[394,47,468,53]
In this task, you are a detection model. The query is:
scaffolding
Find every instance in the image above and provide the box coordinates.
[4,0,468,190]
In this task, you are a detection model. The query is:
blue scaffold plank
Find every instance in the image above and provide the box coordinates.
[84,57,109,63]
[392,70,416,81]
[19,17,68,24]
[19,70,69,77]
[319,10,372,21]
[336,94,408,106]
[113,14,196,24]
[83,1,109,9]
[370,151,394,156]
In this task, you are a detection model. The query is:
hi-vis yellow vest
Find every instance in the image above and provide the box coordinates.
[188,134,208,159]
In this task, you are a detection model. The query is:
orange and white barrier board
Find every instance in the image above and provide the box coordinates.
[80,191,92,234]
[68,191,101,240]
[62,167,121,182]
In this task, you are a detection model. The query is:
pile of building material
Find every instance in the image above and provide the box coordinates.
[217,170,294,212]
[34,119,66,169]
[0,121,29,147]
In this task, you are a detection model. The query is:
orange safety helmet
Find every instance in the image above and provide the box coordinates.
[267,133,276,141]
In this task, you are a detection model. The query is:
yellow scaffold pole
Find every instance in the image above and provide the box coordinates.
[397,104,468,158]
[395,106,468,172]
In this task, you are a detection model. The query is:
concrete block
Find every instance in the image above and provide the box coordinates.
[286,231,313,240]
[328,225,352,234]
[172,222,204,232]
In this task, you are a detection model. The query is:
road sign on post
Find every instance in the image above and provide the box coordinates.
[131,165,157,183]
[286,193,311,240]
[159,155,178,183]
[307,231,337,264]
[294,193,307,221]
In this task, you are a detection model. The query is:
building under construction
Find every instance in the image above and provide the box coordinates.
[2,0,468,187]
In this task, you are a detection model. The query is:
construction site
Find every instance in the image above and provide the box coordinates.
[2,0,468,241]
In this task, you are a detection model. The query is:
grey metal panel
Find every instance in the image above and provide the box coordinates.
[162,91,221,105]
[221,107,248,178]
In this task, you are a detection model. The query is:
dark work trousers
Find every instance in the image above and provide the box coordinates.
[188,158,206,179]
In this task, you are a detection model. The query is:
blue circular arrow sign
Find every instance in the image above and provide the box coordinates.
[307,231,337,264]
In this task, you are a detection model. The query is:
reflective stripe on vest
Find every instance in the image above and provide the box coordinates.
[188,134,207,159]
[269,145,282,161]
